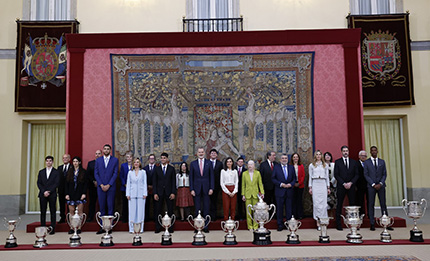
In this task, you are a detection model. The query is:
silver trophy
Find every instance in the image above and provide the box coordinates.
[247,195,276,245]
[130,221,143,246]
[221,216,239,245]
[4,217,20,248]
[402,198,427,242]
[33,226,52,248]
[96,211,120,247]
[376,212,394,243]
[188,210,211,246]
[317,216,332,243]
[158,212,175,245]
[66,209,87,247]
[285,216,301,244]
[341,206,364,244]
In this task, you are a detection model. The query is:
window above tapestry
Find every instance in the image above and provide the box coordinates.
[349,0,403,15]
[23,0,77,21]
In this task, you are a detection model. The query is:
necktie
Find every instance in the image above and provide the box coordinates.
[163,166,166,175]
[150,165,152,172]
[270,162,274,171]
[199,159,203,176]
[344,158,348,169]
[238,167,241,176]
[105,157,109,168]
[283,165,288,180]
[63,165,67,176]
[373,159,377,170]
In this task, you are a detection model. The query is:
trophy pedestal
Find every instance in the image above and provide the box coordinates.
[346,233,363,244]
[100,235,115,247]
[5,241,18,248]
[410,230,424,242]
[380,231,392,243]
[192,232,207,246]
[132,236,143,246]
[69,234,82,247]
[33,239,48,248]
[223,234,237,245]
[252,231,272,245]
[319,235,330,243]
[286,234,300,244]
[161,234,172,245]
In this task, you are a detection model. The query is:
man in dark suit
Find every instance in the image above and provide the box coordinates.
[356,150,369,218]
[86,149,102,222]
[271,154,296,231]
[235,157,247,220]
[208,149,223,221]
[119,151,133,223]
[190,147,214,232]
[57,154,71,223]
[143,154,156,222]
[94,144,119,234]
[153,152,176,233]
[364,146,393,231]
[37,155,60,234]
[334,145,359,230]
[259,151,278,207]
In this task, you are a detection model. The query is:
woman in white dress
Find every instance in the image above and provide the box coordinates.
[126,158,147,233]
[308,150,331,230]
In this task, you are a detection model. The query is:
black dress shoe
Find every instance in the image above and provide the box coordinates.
[58,219,66,224]
[203,228,209,233]
[49,229,55,235]
[370,225,375,231]
[108,230,112,234]
[168,229,174,233]
[387,227,394,231]
[336,226,343,231]
[87,218,93,222]
[154,229,161,234]
[77,229,82,234]
[277,227,283,231]
[96,228,104,234]
[68,229,74,234]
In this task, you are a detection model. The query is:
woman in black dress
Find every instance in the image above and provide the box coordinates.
[65,156,88,234]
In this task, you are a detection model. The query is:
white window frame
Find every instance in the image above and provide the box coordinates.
[23,0,77,21]
[186,0,240,19]
[350,0,403,15]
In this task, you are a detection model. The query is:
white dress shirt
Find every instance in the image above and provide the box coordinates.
[220,169,239,194]
[46,167,52,179]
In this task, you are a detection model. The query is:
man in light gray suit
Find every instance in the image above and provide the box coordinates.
[363,146,393,231]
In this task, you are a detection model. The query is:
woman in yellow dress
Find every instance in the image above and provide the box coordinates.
[241,160,265,231]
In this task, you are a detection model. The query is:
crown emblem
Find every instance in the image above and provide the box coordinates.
[32,33,59,49]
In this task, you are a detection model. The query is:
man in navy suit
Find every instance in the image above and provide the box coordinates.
[208,149,223,221]
[190,147,214,232]
[37,155,60,234]
[86,149,102,222]
[334,145,359,230]
[364,146,393,231]
[95,144,119,234]
[143,154,156,222]
[119,151,133,222]
[153,152,176,233]
[271,154,295,231]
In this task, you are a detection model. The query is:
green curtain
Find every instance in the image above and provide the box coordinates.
[364,119,403,207]
[28,123,65,212]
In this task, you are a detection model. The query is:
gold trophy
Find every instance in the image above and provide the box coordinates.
[96,212,120,246]
[402,198,427,242]
[66,209,87,247]
[4,217,20,248]
[221,217,239,245]
[285,216,301,244]
[158,212,175,245]
[188,210,211,246]
[376,212,394,243]
[33,226,52,248]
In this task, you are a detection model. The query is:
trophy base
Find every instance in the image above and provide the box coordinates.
[286,235,300,244]
[33,240,48,248]
[346,234,363,244]
[319,236,330,243]
[161,238,172,245]
[100,242,115,247]
[223,235,237,245]
[252,231,272,245]
[410,230,424,242]
[5,242,18,248]
[192,240,207,246]
[132,241,143,246]
[380,232,392,243]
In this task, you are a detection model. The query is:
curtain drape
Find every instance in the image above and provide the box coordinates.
[364,119,403,207]
[28,123,65,212]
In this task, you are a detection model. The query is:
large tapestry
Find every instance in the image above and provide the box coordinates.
[348,14,414,106]
[111,53,315,164]
[15,20,79,112]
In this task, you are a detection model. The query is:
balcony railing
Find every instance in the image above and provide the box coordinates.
[182,17,243,32]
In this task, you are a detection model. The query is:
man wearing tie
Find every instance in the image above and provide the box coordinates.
[95,144,119,234]
[152,152,176,233]
[235,157,247,220]
[143,154,156,222]
[86,149,102,222]
[119,151,133,223]
[209,149,223,221]
[190,147,214,232]
[334,145,359,230]
[356,150,369,218]
[271,154,295,231]
[364,146,393,231]
[57,154,71,223]
[37,156,60,234]
[259,151,278,207]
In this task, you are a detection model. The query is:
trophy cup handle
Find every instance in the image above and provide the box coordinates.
[112,212,120,228]
[340,215,347,226]
[3,217,7,229]
[81,213,87,228]
[158,214,163,226]
[66,212,72,228]
[246,204,255,223]
[266,204,276,224]
[95,212,102,228]
[187,215,194,228]
[234,220,239,231]
[220,221,227,232]
[17,217,21,227]
[297,220,302,229]
[421,198,427,217]
[401,199,408,215]
[205,215,211,225]
[171,214,176,226]
[389,216,395,227]
[47,226,52,234]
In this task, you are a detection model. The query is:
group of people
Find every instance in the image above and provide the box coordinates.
[37,143,392,234]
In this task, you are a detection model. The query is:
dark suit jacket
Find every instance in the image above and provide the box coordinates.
[259,160,278,191]
[37,167,60,198]
[152,164,176,197]
[363,158,387,188]
[65,168,88,201]
[86,160,96,184]
[271,164,296,198]
[236,166,247,194]
[119,162,132,192]
[94,156,119,187]
[189,158,214,195]
[357,160,368,190]
[143,164,155,186]
[334,157,359,186]
[210,159,223,191]
[57,163,71,191]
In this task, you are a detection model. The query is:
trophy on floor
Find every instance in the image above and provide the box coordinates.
[130,221,143,246]
[247,195,276,245]
[96,212,120,247]
[341,206,364,244]
[159,212,176,245]
[317,216,332,243]
[376,212,394,243]
[402,198,427,242]
[66,209,87,247]
[221,216,239,245]
[285,216,301,244]
[3,217,20,248]
[188,210,211,246]
[33,226,52,248]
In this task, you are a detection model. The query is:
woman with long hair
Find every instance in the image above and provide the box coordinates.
[324,151,337,217]
[176,162,194,221]
[291,153,305,219]
[308,150,330,230]
[126,158,147,233]
[220,157,239,221]
[65,156,88,234]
